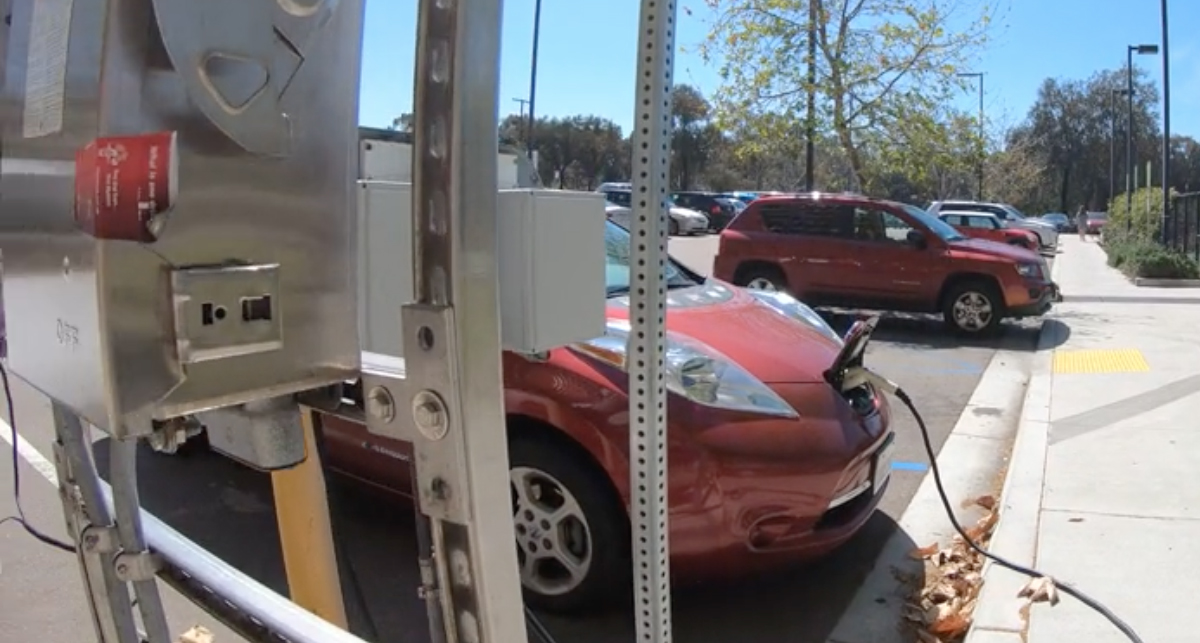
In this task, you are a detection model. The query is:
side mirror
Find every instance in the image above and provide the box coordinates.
[906,230,927,249]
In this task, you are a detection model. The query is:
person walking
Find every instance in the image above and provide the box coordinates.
[1075,205,1089,241]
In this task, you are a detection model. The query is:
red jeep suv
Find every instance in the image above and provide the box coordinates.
[712,193,1059,334]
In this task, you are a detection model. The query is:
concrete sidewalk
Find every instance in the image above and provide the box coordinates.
[968,236,1200,643]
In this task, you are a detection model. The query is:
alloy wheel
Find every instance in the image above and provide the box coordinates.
[951,291,994,332]
[746,277,778,291]
[511,466,593,596]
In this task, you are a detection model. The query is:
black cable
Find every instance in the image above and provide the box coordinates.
[895,387,1145,643]
[0,361,76,553]
[524,605,558,643]
[308,412,381,642]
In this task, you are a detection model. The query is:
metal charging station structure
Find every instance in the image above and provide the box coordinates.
[0,0,679,642]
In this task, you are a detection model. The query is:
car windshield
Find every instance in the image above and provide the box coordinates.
[719,198,746,212]
[605,220,697,296]
[1002,205,1028,220]
[901,203,966,242]
[1044,213,1067,221]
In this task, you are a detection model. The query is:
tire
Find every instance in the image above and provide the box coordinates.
[941,279,1004,335]
[734,264,788,293]
[668,217,680,236]
[509,434,630,614]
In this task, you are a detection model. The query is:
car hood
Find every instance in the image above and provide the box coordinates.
[671,206,706,219]
[604,281,843,383]
[948,237,1039,261]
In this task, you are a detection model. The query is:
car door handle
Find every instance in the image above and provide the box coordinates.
[807,258,830,264]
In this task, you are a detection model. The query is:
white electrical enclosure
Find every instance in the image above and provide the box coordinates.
[358,183,606,356]
[496,189,607,353]
[358,132,538,188]
[358,181,415,358]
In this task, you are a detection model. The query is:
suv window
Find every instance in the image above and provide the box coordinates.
[965,215,996,229]
[941,214,963,226]
[759,202,853,237]
[852,208,915,244]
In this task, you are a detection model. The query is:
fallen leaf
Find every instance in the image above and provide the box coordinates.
[974,495,997,510]
[1018,576,1061,606]
[909,543,940,559]
[930,611,972,637]
[177,626,214,643]
[915,629,943,643]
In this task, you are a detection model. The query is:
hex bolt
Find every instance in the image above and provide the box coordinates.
[412,390,449,441]
[365,386,396,423]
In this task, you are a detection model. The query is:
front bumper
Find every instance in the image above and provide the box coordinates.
[1009,281,1059,317]
[676,216,709,234]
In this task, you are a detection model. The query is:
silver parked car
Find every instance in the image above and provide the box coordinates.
[597,184,709,235]
[927,200,1059,249]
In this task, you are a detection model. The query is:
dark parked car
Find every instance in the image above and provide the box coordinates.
[1040,212,1072,232]
[672,191,740,231]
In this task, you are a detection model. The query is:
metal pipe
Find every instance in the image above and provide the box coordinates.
[95,481,367,643]
[109,439,173,643]
[977,73,985,200]
[1161,0,1172,245]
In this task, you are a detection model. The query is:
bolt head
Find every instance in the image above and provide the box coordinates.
[365,386,396,423]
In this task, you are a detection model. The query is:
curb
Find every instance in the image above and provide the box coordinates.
[826,343,1032,643]
[963,260,1064,641]
[1133,277,1200,288]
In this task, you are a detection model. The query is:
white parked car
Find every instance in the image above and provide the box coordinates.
[927,200,1059,250]
[598,186,708,235]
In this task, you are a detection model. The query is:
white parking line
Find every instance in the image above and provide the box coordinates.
[0,419,58,486]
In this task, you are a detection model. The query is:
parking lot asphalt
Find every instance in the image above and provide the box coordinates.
[0,233,1048,643]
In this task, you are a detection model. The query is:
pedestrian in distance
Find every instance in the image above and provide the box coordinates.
[1075,205,1089,241]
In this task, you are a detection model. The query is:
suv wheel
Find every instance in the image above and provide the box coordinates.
[736,265,787,293]
[942,280,1003,335]
[510,435,629,613]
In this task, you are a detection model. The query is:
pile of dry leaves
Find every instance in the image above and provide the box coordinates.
[903,495,1000,643]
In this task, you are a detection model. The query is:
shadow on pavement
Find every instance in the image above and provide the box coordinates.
[819,309,1067,352]
[92,441,921,643]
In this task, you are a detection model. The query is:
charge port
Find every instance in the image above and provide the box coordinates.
[241,295,273,322]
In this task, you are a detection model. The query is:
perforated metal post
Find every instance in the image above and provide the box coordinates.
[400,0,528,641]
[627,0,678,641]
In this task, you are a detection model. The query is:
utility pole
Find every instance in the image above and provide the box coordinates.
[513,98,530,143]
[958,72,985,200]
[804,0,817,191]
[1160,0,1172,245]
[527,0,544,159]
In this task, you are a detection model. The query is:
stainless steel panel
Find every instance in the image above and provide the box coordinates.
[0,0,365,436]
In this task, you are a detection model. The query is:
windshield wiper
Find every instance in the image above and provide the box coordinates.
[606,286,631,297]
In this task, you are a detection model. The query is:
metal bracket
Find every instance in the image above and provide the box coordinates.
[113,551,160,583]
[80,525,119,554]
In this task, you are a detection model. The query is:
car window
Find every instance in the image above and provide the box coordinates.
[604,220,695,295]
[941,214,963,226]
[965,216,995,229]
[759,202,854,237]
[852,208,914,243]
[604,190,632,207]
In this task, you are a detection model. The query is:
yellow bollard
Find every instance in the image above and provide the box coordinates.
[270,408,349,628]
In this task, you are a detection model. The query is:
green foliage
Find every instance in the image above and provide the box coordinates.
[1104,238,1200,280]
[1104,186,1171,245]
[1102,188,1199,279]
[698,0,997,187]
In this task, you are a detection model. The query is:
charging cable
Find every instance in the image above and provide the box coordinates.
[843,366,1145,643]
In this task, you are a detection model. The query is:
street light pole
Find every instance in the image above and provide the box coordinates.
[527,0,544,159]
[1160,0,1172,245]
[1126,44,1159,225]
[1110,88,1129,204]
[957,72,985,200]
[804,0,817,191]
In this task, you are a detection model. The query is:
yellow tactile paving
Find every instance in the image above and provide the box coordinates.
[1052,348,1150,374]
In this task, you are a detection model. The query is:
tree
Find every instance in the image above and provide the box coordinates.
[391,113,413,133]
[670,84,716,189]
[698,0,996,188]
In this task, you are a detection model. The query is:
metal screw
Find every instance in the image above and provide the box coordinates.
[365,386,396,423]
[412,390,449,441]
[83,533,99,550]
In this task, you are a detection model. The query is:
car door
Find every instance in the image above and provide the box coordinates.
[843,206,943,305]
[756,201,854,300]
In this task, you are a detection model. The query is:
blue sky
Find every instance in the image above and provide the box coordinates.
[360,1,1200,139]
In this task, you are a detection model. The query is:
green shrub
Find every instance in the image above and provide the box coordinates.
[1105,186,1176,248]
[1104,238,1200,279]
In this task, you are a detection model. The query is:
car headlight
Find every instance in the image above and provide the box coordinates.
[1016,263,1042,278]
[746,290,844,344]
[570,319,798,418]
